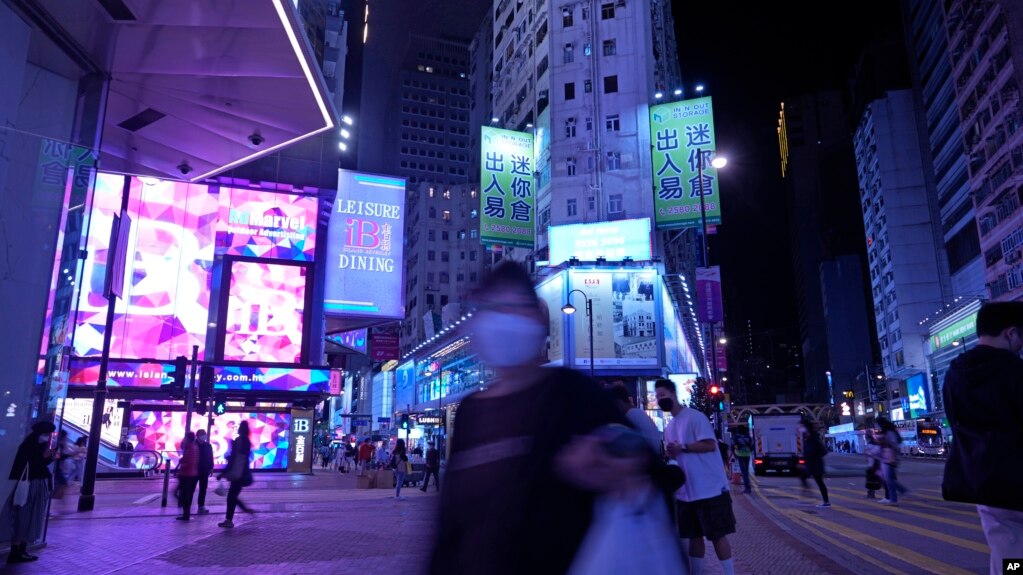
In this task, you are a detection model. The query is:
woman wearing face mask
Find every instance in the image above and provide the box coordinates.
[427,262,677,575]
[1,421,57,564]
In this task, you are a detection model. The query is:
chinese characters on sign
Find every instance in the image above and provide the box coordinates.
[480,127,535,248]
[649,97,721,230]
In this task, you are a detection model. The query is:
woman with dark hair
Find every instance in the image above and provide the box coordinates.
[798,420,830,508]
[1,421,57,563]
[218,420,253,528]
[176,431,199,521]
[875,416,908,505]
[391,438,410,500]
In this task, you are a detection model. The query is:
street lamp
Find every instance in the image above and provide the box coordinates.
[562,289,594,377]
[697,148,726,389]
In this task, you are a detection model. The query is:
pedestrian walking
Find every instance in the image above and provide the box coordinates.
[53,430,73,499]
[656,378,737,575]
[1,421,57,564]
[420,442,440,492]
[320,444,331,469]
[195,429,214,515]
[357,438,373,475]
[730,426,753,494]
[176,432,200,521]
[863,430,883,499]
[391,438,409,499]
[428,263,682,575]
[942,301,1023,575]
[798,421,830,508]
[875,416,908,506]
[218,420,254,528]
[71,436,87,483]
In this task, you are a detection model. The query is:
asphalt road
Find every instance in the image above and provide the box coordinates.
[748,453,989,574]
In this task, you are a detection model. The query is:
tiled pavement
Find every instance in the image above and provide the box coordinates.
[6,471,862,574]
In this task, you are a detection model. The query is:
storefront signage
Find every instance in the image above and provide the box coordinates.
[931,312,977,349]
[548,218,652,265]
[649,96,721,230]
[480,126,535,248]
[416,415,443,426]
[325,170,406,319]
[288,409,314,473]
[217,187,317,261]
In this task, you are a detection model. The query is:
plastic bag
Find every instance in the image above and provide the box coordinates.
[568,486,686,575]
[214,480,228,497]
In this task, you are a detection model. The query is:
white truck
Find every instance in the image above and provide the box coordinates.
[750,414,804,476]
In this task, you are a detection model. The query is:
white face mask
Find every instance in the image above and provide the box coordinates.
[471,311,546,367]
[38,434,52,444]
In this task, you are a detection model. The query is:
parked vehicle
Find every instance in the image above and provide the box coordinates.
[750,414,804,476]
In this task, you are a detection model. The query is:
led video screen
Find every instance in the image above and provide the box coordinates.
[68,358,174,388]
[216,186,317,261]
[213,365,330,393]
[129,411,290,469]
[223,260,307,363]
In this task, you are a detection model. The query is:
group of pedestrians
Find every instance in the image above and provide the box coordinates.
[862,416,908,505]
[171,422,253,528]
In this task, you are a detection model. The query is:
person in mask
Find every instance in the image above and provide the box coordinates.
[1,421,57,564]
[942,301,1023,575]
[655,378,736,575]
[427,262,668,575]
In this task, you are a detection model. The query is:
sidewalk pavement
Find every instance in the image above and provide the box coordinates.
[8,471,860,574]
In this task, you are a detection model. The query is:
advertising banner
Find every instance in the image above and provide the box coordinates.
[213,366,330,393]
[930,312,977,350]
[696,266,723,323]
[328,369,343,396]
[56,397,123,446]
[288,409,314,473]
[129,411,290,469]
[536,273,565,365]
[325,171,406,320]
[480,126,535,248]
[223,260,307,363]
[667,373,699,407]
[907,373,929,417]
[327,329,368,354]
[548,218,652,265]
[216,186,317,261]
[649,96,721,229]
[69,358,174,388]
[569,269,658,368]
[370,326,400,362]
[394,360,416,412]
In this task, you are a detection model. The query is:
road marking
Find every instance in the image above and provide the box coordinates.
[133,493,162,504]
[785,510,975,575]
[820,490,982,532]
[828,486,980,519]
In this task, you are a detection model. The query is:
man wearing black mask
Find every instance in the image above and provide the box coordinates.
[655,378,735,575]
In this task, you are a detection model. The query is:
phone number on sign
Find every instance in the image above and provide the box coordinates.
[659,203,718,215]
[485,224,532,235]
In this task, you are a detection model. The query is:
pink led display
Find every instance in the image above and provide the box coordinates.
[216,187,317,261]
[223,261,307,363]
[129,411,290,469]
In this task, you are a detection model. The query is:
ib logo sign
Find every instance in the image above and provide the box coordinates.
[293,419,310,434]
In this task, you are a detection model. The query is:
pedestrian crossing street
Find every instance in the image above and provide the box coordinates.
[752,477,989,574]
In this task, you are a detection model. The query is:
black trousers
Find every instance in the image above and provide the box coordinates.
[196,473,210,508]
[801,469,829,503]
[421,468,440,490]
[178,477,199,518]
[226,481,249,521]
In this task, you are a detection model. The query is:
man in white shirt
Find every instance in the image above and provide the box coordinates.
[656,378,736,575]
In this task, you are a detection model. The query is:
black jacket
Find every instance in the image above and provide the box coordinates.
[942,345,1023,511]
[9,438,54,481]
[198,441,215,475]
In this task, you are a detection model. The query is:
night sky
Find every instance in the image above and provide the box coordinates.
[673,2,907,350]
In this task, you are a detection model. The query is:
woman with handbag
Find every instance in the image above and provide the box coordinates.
[1,421,57,564]
[391,439,410,500]
[218,420,254,528]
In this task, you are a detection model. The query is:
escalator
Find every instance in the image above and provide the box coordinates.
[56,418,162,478]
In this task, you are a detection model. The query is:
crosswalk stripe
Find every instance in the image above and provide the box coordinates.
[813,491,982,532]
[785,510,976,575]
[828,486,980,519]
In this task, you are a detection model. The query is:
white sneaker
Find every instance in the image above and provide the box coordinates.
[877,498,891,504]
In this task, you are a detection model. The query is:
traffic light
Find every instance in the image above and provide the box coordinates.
[709,384,720,395]
[213,397,227,416]
[160,356,188,399]
[198,365,214,404]
[708,385,724,411]
[400,414,411,430]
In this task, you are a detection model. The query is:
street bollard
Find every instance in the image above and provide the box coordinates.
[161,457,171,507]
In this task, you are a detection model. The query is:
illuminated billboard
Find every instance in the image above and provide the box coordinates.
[568,269,658,368]
[668,373,698,407]
[395,360,416,412]
[69,358,174,388]
[324,171,406,319]
[480,126,535,248]
[907,373,929,417]
[213,365,329,393]
[535,273,565,365]
[223,260,308,363]
[216,186,317,261]
[548,218,652,265]
[129,411,290,469]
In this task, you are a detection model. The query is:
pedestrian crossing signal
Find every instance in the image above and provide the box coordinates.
[213,399,227,416]
[400,414,411,430]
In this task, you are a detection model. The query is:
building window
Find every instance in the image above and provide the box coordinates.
[426,294,434,305]
[588,196,595,210]
[562,7,573,27]
[606,151,621,170]
[470,250,477,261]
[460,251,466,260]
[563,43,574,64]
[608,194,623,213]
[470,229,478,238]
[443,210,451,220]
[429,207,437,218]
[442,252,450,262]
[428,250,436,261]
[441,295,449,306]
[442,231,450,240]
[602,39,616,56]
[458,229,466,240]
[565,117,577,138]
[471,272,478,282]
[428,229,436,241]
[585,117,593,131]
[603,75,618,93]
[567,198,578,216]
[440,272,450,284]
[567,157,577,176]
[605,114,620,131]
[601,3,614,19]
[457,273,465,282]
[584,79,592,93]
[443,189,452,199]
[427,272,435,283]
[564,82,575,100]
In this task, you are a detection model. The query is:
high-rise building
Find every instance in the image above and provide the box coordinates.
[901,0,985,298]
[487,0,682,259]
[853,90,950,381]
[942,1,1023,300]
[820,255,875,405]
[778,92,877,403]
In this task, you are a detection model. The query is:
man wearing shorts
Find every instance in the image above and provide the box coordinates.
[656,378,736,575]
